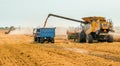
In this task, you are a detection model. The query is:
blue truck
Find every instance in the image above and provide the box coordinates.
[34,28,56,43]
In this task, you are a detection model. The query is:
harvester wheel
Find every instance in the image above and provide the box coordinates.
[87,35,93,43]
[79,30,86,43]
[107,35,113,42]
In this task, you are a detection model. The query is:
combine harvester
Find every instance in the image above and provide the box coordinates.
[42,14,114,43]
[5,26,15,34]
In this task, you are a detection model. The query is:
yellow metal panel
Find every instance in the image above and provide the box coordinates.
[82,16,106,22]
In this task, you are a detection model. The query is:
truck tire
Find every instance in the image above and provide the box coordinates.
[51,38,54,43]
[87,35,93,43]
[40,38,44,43]
[79,30,86,43]
[34,37,37,42]
[37,37,40,43]
[107,35,113,42]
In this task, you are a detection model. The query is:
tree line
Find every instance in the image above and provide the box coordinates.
[0,26,15,30]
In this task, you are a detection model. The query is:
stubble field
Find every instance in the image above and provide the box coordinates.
[0,30,120,66]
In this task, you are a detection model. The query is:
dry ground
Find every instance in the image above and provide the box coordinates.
[0,30,120,66]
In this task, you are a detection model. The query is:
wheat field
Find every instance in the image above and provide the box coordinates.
[0,30,120,66]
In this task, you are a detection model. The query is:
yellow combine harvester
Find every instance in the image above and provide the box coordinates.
[43,14,114,43]
[80,16,114,43]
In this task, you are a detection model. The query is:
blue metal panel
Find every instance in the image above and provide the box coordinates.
[36,28,55,37]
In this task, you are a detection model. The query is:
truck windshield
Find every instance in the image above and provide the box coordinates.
[37,29,40,32]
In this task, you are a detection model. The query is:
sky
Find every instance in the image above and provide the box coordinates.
[0,0,120,28]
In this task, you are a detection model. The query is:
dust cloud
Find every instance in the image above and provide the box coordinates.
[9,27,68,36]
[9,27,34,35]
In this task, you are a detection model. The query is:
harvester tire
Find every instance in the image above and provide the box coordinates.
[79,30,86,43]
[87,35,93,43]
[107,35,113,42]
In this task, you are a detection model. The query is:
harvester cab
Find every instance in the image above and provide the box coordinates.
[82,17,113,34]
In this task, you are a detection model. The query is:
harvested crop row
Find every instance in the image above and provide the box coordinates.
[8,43,120,66]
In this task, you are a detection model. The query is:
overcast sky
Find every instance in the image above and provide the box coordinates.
[0,0,120,27]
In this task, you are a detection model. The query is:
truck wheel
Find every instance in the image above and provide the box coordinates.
[87,35,93,43]
[40,38,44,43]
[107,35,113,42]
[79,30,86,43]
[51,38,54,43]
[37,37,40,43]
[34,37,37,42]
